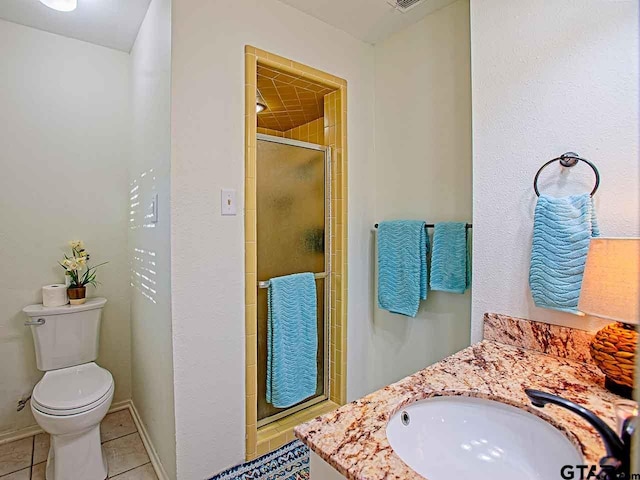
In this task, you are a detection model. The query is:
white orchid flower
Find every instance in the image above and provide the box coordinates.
[69,240,84,250]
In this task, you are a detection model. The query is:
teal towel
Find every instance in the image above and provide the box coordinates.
[430,222,469,294]
[529,194,600,314]
[267,272,318,408]
[377,220,429,317]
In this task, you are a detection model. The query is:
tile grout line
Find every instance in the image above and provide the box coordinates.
[100,427,139,446]
[108,461,152,479]
[29,435,34,479]
[101,430,139,447]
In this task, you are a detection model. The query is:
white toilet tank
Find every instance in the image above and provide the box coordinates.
[23,297,107,371]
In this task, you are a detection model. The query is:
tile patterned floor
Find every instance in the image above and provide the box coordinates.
[0,409,157,480]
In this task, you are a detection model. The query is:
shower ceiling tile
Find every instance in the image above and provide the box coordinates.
[257,65,334,131]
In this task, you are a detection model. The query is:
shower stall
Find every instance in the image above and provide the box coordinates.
[256,134,331,426]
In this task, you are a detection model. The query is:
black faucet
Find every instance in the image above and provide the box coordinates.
[525,389,635,480]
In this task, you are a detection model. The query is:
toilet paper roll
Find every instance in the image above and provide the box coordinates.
[42,284,69,307]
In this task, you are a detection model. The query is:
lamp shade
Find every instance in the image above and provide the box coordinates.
[578,238,640,324]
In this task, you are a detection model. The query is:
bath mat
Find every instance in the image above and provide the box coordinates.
[209,440,309,480]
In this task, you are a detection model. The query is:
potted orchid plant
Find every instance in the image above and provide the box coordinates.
[59,241,108,305]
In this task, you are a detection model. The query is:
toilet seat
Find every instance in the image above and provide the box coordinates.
[32,363,114,416]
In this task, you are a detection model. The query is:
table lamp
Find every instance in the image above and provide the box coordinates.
[579,238,640,399]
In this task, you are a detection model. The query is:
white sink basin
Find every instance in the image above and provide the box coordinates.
[386,395,583,480]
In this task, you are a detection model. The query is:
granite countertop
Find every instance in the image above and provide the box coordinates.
[295,317,620,480]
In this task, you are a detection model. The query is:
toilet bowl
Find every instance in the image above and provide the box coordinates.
[31,363,114,480]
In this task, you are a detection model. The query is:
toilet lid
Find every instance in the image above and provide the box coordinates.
[33,363,113,413]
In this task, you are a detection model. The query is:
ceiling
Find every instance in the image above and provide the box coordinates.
[278,0,459,44]
[257,65,335,131]
[0,0,459,54]
[0,0,151,52]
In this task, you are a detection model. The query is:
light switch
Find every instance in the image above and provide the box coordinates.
[221,189,237,215]
[150,193,158,223]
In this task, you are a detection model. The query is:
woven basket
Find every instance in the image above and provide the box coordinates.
[590,323,637,388]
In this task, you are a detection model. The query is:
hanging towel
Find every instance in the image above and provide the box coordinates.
[430,222,470,294]
[529,194,600,314]
[377,220,429,317]
[267,272,318,408]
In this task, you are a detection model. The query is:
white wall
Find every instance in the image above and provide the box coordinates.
[129,0,176,478]
[349,0,472,399]
[170,0,374,477]
[0,19,131,434]
[470,0,640,342]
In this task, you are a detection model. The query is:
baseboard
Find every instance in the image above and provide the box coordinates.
[0,399,131,446]
[0,424,42,446]
[110,399,132,413]
[127,401,170,480]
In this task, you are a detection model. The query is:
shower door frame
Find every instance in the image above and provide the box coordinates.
[245,45,348,460]
[255,133,331,428]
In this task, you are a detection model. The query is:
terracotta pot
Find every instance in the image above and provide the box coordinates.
[67,286,87,305]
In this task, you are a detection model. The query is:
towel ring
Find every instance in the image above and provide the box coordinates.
[533,152,600,197]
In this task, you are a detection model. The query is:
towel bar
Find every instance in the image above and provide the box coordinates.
[258,272,327,289]
[373,223,472,229]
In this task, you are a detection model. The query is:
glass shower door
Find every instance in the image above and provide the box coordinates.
[256,134,329,425]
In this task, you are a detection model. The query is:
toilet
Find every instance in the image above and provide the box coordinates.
[23,297,113,480]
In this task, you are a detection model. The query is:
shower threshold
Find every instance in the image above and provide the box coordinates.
[257,394,328,428]
[256,399,339,450]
